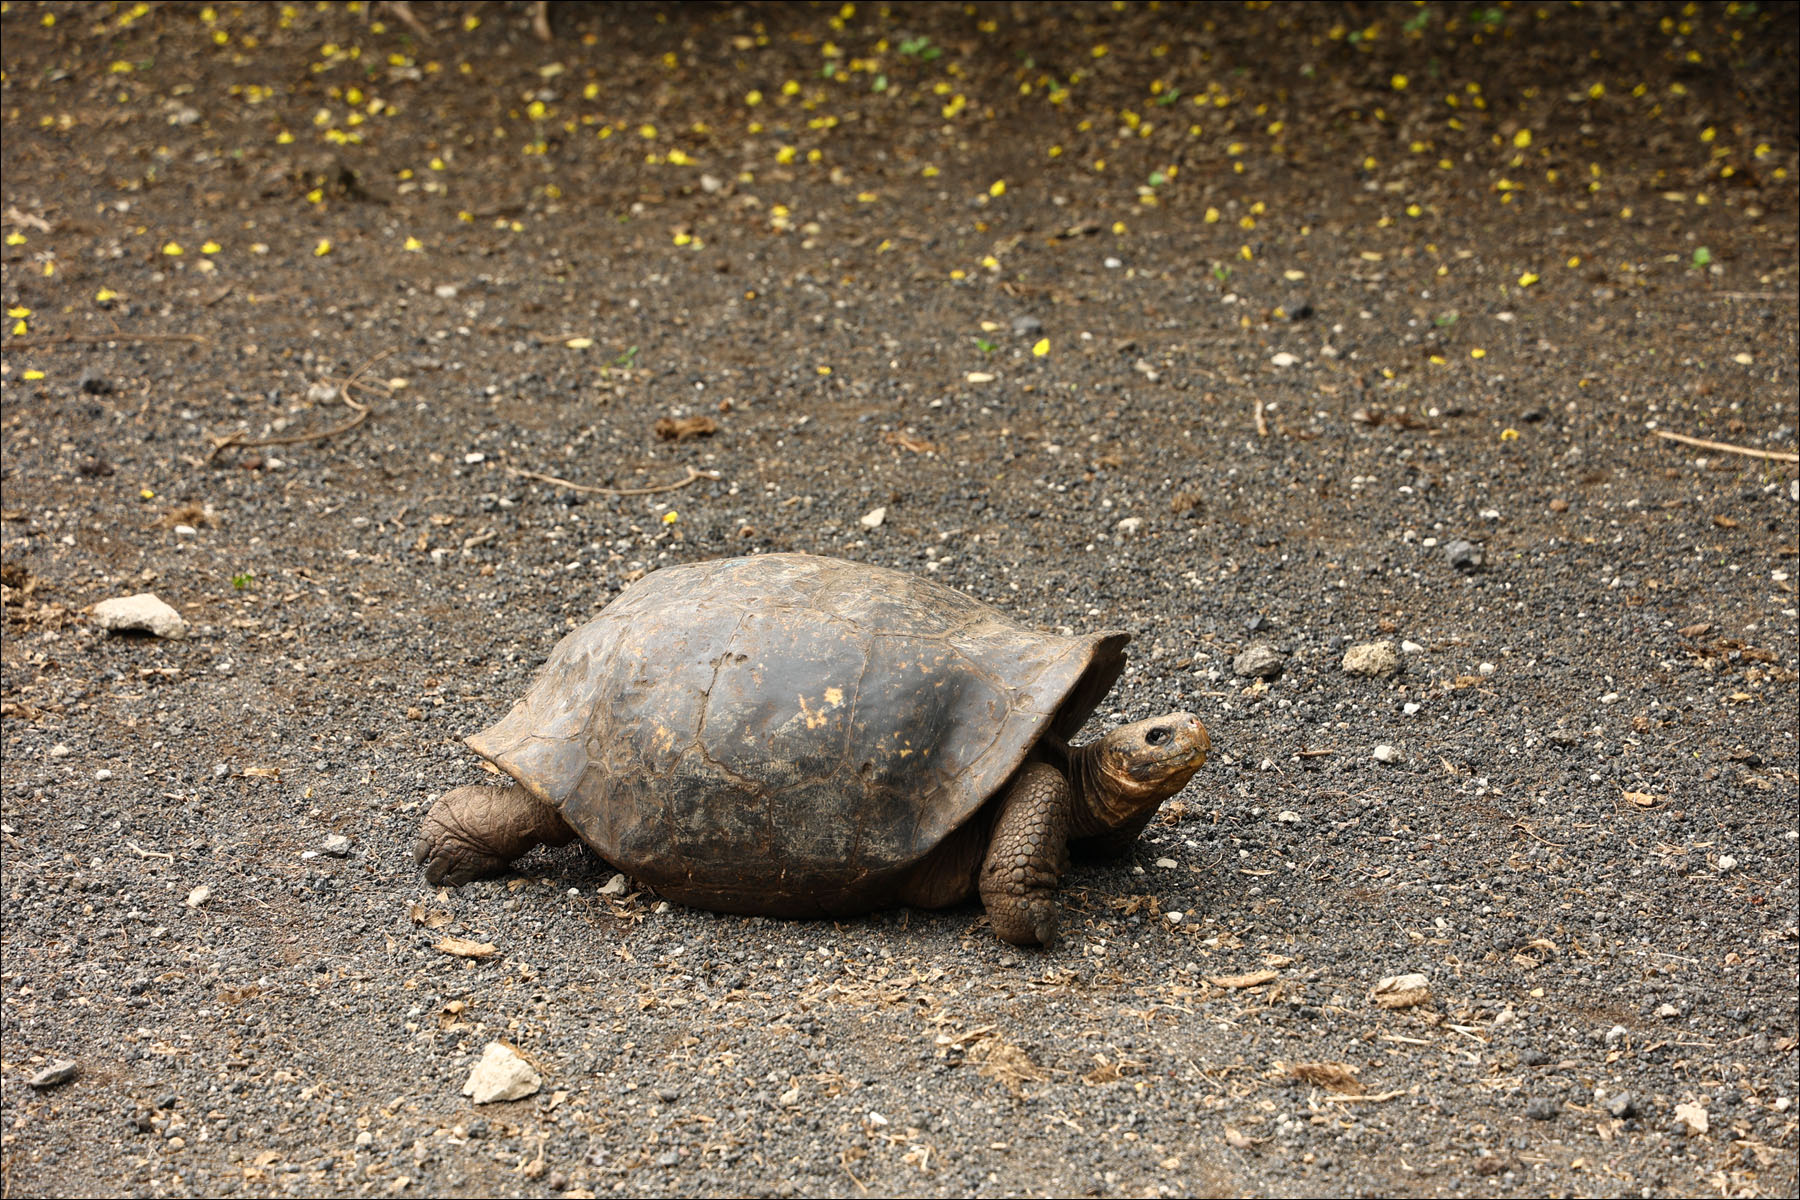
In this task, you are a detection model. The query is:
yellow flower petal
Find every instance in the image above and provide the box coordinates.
[1032,338,1050,357]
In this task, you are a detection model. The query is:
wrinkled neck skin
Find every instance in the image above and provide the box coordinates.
[1067,741,1148,839]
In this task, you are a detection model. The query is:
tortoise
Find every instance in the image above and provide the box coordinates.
[414,553,1209,946]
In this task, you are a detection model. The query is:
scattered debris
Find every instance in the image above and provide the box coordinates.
[1290,1062,1365,1096]
[435,936,498,959]
[1673,1101,1709,1135]
[1208,969,1279,989]
[1370,973,1432,1009]
[653,415,718,442]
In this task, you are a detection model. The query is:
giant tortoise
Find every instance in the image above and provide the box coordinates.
[415,553,1208,946]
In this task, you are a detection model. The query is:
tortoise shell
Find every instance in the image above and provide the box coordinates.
[467,553,1128,915]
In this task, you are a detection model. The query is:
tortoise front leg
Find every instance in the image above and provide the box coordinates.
[979,763,1072,948]
[414,784,577,887]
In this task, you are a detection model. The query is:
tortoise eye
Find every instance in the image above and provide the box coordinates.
[1145,726,1170,746]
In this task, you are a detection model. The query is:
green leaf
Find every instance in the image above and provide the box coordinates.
[1691,246,1713,268]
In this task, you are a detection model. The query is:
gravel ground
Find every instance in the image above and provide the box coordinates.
[2,2,1796,1196]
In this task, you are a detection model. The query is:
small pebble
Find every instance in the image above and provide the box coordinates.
[596,874,628,897]
[1525,1097,1561,1121]
[1114,516,1144,538]
[1011,314,1044,337]
[1607,1091,1636,1118]
[1342,641,1401,678]
[1270,352,1299,367]
[1444,539,1484,572]
[321,834,352,857]
[1716,854,1737,872]
[1276,810,1301,824]
[1233,643,1286,680]
[859,506,887,530]
[28,1061,77,1089]
[1400,640,1424,654]
[185,885,212,908]
[1372,744,1401,764]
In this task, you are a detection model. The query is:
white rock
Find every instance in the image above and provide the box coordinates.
[1276,810,1301,824]
[92,593,189,639]
[1164,911,1184,924]
[1605,1024,1629,1044]
[433,284,459,299]
[94,768,113,780]
[461,1042,541,1105]
[1657,1002,1680,1018]
[321,834,352,857]
[1270,352,1299,367]
[596,873,628,897]
[1154,857,1178,869]
[1372,744,1401,763]
[50,744,71,758]
[185,885,212,908]
[1115,516,1144,538]
[859,506,887,530]
[1717,854,1737,872]
[1400,640,1425,654]
[1479,662,1497,676]
[1342,641,1402,678]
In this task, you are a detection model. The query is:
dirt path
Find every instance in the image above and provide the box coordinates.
[2,3,1795,1196]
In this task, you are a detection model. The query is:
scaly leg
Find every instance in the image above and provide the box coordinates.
[978,763,1072,947]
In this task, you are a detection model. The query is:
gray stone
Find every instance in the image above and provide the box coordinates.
[28,1061,77,1089]
[1233,643,1286,680]
[1011,314,1043,337]
[1607,1091,1636,1118]
[1524,1097,1561,1121]
[1444,539,1484,571]
[321,834,352,857]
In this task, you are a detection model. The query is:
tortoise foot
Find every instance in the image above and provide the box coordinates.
[415,784,571,888]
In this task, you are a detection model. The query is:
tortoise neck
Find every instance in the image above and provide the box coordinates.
[1067,742,1117,839]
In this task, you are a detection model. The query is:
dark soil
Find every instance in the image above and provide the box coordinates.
[3,2,1797,1196]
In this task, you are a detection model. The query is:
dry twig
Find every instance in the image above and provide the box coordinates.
[207,352,391,461]
[5,332,207,348]
[1653,429,1798,463]
[507,465,719,496]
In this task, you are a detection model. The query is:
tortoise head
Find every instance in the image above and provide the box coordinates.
[1087,712,1210,824]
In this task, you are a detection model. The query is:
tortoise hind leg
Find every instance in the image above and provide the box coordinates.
[978,763,1072,947]
[414,784,577,887]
